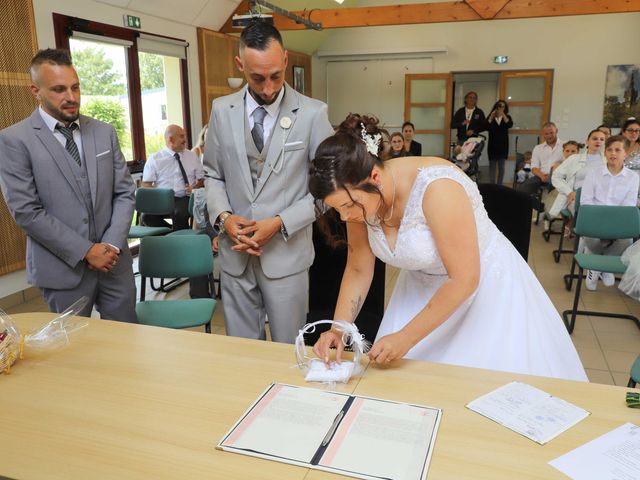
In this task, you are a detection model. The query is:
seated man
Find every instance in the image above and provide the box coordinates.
[141,124,204,230]
[517,122,564,197]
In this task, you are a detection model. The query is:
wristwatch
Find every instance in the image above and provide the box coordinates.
[217,211,232,235]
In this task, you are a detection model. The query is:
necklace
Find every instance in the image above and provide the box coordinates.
[381,168,396,222]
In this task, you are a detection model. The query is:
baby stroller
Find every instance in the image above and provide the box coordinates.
[452,134,485,182]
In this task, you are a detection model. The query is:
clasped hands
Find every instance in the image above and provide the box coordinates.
[85,243,120,272]
[313,327,414,366]
[223,214,281,256]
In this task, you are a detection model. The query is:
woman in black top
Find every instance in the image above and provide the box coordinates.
[485,100,513,185]
[402,121,422,156]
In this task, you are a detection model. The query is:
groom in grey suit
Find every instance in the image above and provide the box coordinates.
[0,49,137,322]
[205,21,333,343]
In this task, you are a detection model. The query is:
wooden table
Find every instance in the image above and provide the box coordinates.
[1,313,638,480]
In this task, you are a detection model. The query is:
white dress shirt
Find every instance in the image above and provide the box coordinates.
[581,164,640,207]
[39,106,84,165]
[142,147,204,197]
[531,139,564,175]
[245,87,285,142]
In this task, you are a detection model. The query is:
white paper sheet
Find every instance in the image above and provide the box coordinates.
[466,381,590,444]
[549,423,640,480]
[220,384,349,462]
[318,396,441,480]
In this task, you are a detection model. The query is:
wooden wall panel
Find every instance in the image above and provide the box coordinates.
[197,27,313,125]
[0,0,39,276]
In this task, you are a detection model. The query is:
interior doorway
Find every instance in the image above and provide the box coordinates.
[452,72,500,182]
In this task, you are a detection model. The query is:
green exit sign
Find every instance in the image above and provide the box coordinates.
[124,14,141,29]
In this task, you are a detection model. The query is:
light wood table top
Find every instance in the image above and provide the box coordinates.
[1,313,638,480]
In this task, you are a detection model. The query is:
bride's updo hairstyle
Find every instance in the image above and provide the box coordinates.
[309,113,388,246]
[310,113,385,203]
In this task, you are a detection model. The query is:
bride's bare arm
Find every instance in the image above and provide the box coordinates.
[313,221,376,363]
[368,178,481,363]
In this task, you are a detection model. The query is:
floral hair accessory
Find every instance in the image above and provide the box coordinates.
[280,116,292,129]
[360,124,381,157]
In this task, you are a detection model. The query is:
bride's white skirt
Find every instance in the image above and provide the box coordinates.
[376,231,588,382]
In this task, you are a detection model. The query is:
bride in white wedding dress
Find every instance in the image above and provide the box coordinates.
[309,114,587,382]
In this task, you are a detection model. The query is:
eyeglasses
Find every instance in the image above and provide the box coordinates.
[626,128,640,133]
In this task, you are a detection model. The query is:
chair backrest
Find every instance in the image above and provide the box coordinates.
[574,205,640,240]
[138,235,213,278]
[477,183,532,260]
[136,188,175,215]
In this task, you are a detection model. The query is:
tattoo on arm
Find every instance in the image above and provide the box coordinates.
[350,295,363,322]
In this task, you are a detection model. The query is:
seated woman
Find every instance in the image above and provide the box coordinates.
[309,113,587,381]
[389,132,408,158]
[546,131,605,229]
[621,118,640,161]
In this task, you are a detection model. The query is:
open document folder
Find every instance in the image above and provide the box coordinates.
[217,383,442,480]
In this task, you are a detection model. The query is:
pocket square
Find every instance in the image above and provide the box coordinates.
[96,150,111,158]
[283,141,305,152]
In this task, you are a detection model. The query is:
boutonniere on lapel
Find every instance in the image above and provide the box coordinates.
[280,116,292,129]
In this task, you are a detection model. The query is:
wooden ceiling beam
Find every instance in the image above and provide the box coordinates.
[465,0,511,19]
[221,0,640,32]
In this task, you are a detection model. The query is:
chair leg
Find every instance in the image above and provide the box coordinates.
[564,257,578,291]
[206,321,211,334]
[150,277,188,293]
[562,267,640,335]
[628,378,637,388]
[553,223,566,263]
[562,266,583,334]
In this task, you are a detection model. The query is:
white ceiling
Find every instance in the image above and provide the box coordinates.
[90,1,460,53]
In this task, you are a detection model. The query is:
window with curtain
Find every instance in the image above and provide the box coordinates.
[53,14,191,163]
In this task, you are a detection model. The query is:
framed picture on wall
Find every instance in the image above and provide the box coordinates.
[293,65,305,94]
[603,64,640,127]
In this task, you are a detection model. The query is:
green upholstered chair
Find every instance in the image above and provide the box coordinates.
[136,235,216,333]
[128,188,174,239]
[562,204,640,334]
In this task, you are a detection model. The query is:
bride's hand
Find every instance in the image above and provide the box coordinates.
[368,331,413,364]
[313,328,345,365]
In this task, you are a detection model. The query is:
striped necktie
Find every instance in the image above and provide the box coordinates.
[251,107,267,152]
[56,123,81,166]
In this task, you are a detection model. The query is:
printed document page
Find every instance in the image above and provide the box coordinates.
[219,384,349,463]
[466,381,589,444]
[318,396,441,480]
[549,423,640,480]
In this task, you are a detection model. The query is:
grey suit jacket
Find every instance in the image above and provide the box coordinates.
[204,84,333,279]
[0,109,135,289]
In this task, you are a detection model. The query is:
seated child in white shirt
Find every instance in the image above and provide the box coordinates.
[581,135,640,291]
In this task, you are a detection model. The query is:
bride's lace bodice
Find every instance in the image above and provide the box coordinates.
[367,165,496,274]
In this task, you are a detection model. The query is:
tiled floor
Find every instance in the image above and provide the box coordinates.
[3,214,640,386]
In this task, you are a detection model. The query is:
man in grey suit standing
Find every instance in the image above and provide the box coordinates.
[0,49,137,323]
[205,21,333,343]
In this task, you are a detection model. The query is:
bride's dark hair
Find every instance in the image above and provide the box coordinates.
[309,113,388,246]
[310,113,385,201]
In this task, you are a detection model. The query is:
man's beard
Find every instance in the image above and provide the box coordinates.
[43,98,80,123]
[249,87,282,106]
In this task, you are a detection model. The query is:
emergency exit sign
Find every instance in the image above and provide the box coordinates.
[124,14,141,29]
